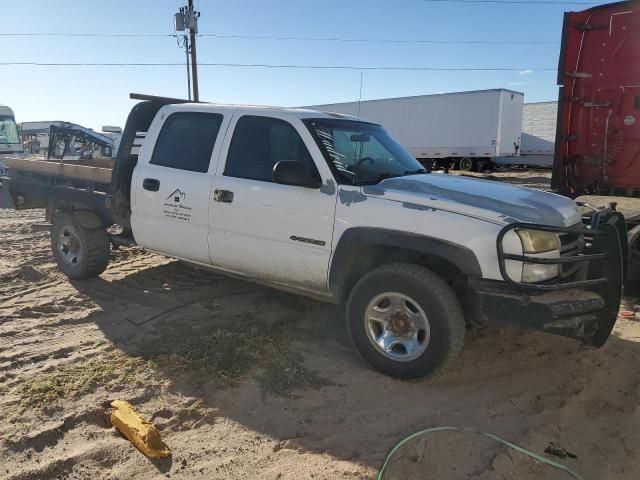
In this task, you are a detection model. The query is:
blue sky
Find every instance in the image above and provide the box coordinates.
[3,0,600,130]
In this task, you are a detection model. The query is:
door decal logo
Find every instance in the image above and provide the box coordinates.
[163,188,192,222]
[168,189,186,203]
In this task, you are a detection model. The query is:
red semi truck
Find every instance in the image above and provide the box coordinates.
[552,0,640,266]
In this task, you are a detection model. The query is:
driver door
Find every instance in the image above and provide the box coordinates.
[209,112,337,291]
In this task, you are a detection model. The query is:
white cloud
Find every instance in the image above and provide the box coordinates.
[519,69,533,76]
[508,81,531,86]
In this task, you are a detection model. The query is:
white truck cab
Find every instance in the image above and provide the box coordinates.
[0,96,627,379]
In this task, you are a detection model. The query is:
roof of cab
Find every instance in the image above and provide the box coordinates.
[164,101,364,122]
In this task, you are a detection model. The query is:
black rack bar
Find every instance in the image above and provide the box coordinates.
[502,252,607,264]
[496,221,613,291]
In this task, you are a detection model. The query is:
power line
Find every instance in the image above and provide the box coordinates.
[0,32,558,45]
[198,33,558,45]
[0,33,172,37]
[0,61,555,71]
[423,0,596,3]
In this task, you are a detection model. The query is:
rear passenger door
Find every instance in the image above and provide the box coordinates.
[209,113,337,291]
[131,109,227,263]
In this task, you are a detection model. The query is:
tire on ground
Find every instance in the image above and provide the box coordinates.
[346,263,465,379]
[458,157,476,172]
[51,211,110,280]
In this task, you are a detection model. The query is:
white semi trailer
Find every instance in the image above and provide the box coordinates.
[519,101,557,168]
[305,89,524,171]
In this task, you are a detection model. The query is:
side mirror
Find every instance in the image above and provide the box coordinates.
[273,160,322,188]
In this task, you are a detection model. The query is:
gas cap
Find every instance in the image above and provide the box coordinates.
[624,115,636,126]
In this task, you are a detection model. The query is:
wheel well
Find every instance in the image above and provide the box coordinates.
[334,244,468,304]
[52,204,111,230]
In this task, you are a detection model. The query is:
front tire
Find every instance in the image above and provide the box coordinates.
[346,263,465,379]
[51,211,110,279]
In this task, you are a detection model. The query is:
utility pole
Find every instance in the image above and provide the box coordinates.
[175,3,200,101]
[188,0,200,102]
[185,37,191,101]
[179,26,191,101]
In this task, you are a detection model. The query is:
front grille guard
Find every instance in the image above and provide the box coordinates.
[496,210,627,292]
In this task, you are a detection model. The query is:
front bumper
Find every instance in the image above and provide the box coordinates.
[470,209,626,347]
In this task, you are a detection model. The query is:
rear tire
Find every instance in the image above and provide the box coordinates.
[346,263,465,379]
[459,157,476,172]
[51,211,110,279]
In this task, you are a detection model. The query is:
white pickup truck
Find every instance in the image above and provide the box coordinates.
[0,94,627,379]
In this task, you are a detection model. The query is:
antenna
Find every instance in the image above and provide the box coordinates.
[353,71,364,165]
[357,71,364,119]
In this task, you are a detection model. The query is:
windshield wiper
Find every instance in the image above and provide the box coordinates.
[356,168,428,185]
[357,172,403,184]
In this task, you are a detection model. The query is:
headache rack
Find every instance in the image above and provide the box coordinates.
[496,208,626,292]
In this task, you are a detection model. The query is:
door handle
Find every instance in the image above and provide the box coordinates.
[143,178,160,191]
[214,189,234,203]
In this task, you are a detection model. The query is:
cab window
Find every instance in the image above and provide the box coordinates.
[224,115,317,182]
[151,112,223,173]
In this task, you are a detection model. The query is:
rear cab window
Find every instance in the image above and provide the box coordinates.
[151,112,223,173]
[224,115,319,182]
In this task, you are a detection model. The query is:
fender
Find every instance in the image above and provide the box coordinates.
[329,227,482,297]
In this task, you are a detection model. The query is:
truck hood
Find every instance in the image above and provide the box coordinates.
[363,174,581,226]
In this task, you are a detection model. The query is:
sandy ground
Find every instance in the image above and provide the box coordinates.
[1,169,640,480]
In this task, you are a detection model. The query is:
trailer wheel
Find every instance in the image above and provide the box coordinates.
[459,157,476,172]
[51,211,110,279]
[346,263,465,379]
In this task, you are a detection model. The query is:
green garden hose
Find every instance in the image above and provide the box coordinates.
[378,426,585,480]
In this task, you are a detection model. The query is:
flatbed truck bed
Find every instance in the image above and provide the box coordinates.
[3,156,114,184]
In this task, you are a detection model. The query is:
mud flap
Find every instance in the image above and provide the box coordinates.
[0,178,16,209]
[588,218,625,347]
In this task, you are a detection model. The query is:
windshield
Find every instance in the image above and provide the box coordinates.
[0,116,20,145]
[304,118,426,185]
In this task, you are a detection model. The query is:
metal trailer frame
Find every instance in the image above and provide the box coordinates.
[47,124,113,160]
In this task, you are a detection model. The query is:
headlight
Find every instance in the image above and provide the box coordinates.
[516,229,560,253]
[516,229,561,282]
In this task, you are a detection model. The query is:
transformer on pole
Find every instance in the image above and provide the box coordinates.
[174,2,200,101]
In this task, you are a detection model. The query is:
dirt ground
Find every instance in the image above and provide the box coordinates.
[1,169,640,480]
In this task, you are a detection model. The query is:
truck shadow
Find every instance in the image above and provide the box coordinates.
[73,259,640,476]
